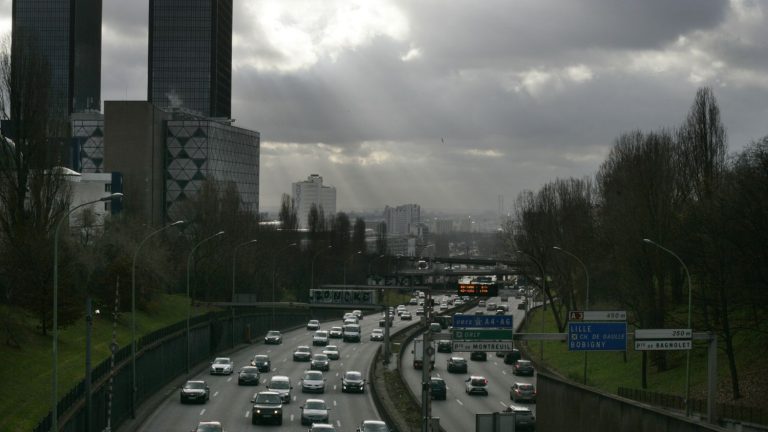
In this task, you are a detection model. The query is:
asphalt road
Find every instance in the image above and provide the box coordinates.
[136,304,421,432]
[400,296,538,432]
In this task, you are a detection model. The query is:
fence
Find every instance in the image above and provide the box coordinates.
[34,305,336,432]
[618,387,767,427]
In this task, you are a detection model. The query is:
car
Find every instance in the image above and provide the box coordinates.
[503,404,536,430]
[180,380,209,404]
[504,349,522,365]
[193,421,222,432]
[495,308,505,315]
[415,307,424,315]
[265,375,293,403]
[454,299,464,306]
[310,354,330,371]
[437,340,452,353]
[300,370,327,393]
[322,345,340,360]
[478,300,486,307]
[309,424,338,432]
[474,310,484,315]
[486,302,497,311]
[518,300,528,310]
[341,370,365,393]
[313,330,329,346]
[264,330,282,344]
[343,324,361,342]
[396,305,406,315]
[209,357,233,375]
[251,354,272,372]
[409,298,418,305]
[429,322,442,333]
[307,319,320,330]
[400,311,413,320]
[352,309,364,320]
[447,356,468,373]
[370,328,384,341]
[344,317,359,325]
[251,391,283,425]
[430,377,447,400]
[294,345,312,361]
[510,382,537,403]
[378,314,394,327]
[470,351,487,361]
[300,398,331,425]
[513,359,535,376]
[238,366,260,385]
[329,326,343,338]
[465,376,489,395]
[357,419,390,432]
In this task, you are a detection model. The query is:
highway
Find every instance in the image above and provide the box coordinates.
[136,304,420,432]
[400,295,537,432]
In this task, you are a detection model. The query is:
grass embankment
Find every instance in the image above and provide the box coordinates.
[0,294,210,432]
[522,306,768,408]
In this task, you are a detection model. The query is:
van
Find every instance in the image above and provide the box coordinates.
[266,375,292,403]
[429,323,442,333]
[343,324,361,342]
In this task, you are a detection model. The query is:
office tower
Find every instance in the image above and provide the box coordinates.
[148,0,232,118]
[292,174,337,229]
[383,204,421,236]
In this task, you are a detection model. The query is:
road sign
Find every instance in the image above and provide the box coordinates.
[457,283,499,297]
[634,328,692,351]
[452,329,513,341]
[567,321,627,351]
[309,289,377,305]
[452,315,513,329]
[568,310,627,321]
[452,341,514,352]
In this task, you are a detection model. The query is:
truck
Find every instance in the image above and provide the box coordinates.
[412,339,436,370]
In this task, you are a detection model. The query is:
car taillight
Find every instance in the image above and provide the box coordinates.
[484,379,488,385]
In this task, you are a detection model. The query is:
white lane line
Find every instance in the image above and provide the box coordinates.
[502,370,507,375]
[337,420,342,427]
[333,385,337,390]
[335,372,340,377]
[245,410,250,418]
[213,391,219,397]
[499,401,508,408]
[226,377,232,382]
[333,400,337,407]
[293,395,297,402]
[494,362,498,366]
[290,414,295,422]
[456,399,463,406]
[272,367,277,372]
[446,386,450,390]
[200,408,206,415]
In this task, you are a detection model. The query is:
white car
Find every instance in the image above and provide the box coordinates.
[307,319,320,330]
[209,357,233,375]
[266,375,293,403]
[313,330,329,346]
[322,345,340,360]
[329,326,343,338]
[370,329,384,341]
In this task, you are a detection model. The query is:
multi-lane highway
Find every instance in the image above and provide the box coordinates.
[136,305,420,432]
[400,295,537,432]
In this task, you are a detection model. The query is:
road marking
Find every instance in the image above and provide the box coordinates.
[293,395,297,402]
[499,401,508,408]
[272,367,277,372]
[333,385,337,390]
[494,362,498,366]
[213,391,219,397]
[445,386,450,390]
[333,400,337,407]
[245,410,250,418]
[502,370,507,375]
[226,377,232,382]
[456,399,463,406]
[200,408,206,415]
[290,414,295,422]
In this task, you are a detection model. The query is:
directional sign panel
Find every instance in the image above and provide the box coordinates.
[568,321,627,351]
[452,329,513,341]
[452,315,513,329]
[309,289,376,305]
[452,341,514,352]
[635,329,692,339]
[568,310,627,321]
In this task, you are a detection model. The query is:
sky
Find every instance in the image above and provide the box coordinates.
[1,0,767,213]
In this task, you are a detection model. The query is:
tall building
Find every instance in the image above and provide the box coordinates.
[11,0,102,163]
[292,174,336,229]
[383,204,421,236]
[148,0,232,118]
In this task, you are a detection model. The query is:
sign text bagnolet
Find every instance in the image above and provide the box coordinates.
[452,315,513,329]
[568,322,627,351]
[452,341,514,352]
[309,289,376,305]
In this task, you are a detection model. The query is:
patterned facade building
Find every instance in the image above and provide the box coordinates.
[71,112,105,173]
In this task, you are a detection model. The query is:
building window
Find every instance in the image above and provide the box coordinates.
[105,183,111,192]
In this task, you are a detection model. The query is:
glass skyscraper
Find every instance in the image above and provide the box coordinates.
[148,0,232,118]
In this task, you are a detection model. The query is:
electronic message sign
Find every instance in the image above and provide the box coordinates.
[457,283,498,297]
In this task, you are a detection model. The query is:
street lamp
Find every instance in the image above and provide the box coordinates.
[516,250,546,361]
[232,239,258,347]
[52,192,123,432]
[186,231,225,375]
[311,246,333,291]
[643,238,693,416]
[343,250,362,285]
[552,246,590,385]
[272,243,297,328]
[131,219,184,418]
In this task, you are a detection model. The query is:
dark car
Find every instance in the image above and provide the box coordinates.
[264,330,282,344]
[294,345,312,361]
[513,359,535,376]
[470,351,487,361]
[503,349,522,365]
[504,405,536,430]
[357,420,390,432]
[310,354,331,371]
[517,300,528,310]
[251,391,283,425]
[238,366,260,385]
[341,370,365,393]
[510,382,537,403]
[401,312,413,320]
[300,398,330,426]
[251,354,271,372]
[447,357,468,373]
[430,377,447,400]
[180,380,209,404]
[437,340,452,353]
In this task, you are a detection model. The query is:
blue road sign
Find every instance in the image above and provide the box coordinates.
[452,315,513,329]
[568,321,627,351]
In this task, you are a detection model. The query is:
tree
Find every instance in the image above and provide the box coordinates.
[278,193,298,231]
[352,217,366,254]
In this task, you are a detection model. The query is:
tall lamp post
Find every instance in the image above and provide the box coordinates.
[232,239,258,347]
[131,219,184,418]
[516,250,546,361]
[272,243,297,328]
[52,192,123,432]
[311,245,333,291]
[186,231,225,375]
[643,238,693,416]
[343,250,362,285]
[553,246,590,385]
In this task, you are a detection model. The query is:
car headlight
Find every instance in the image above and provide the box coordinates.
[274,410,279,414]
[256,409,261,414]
